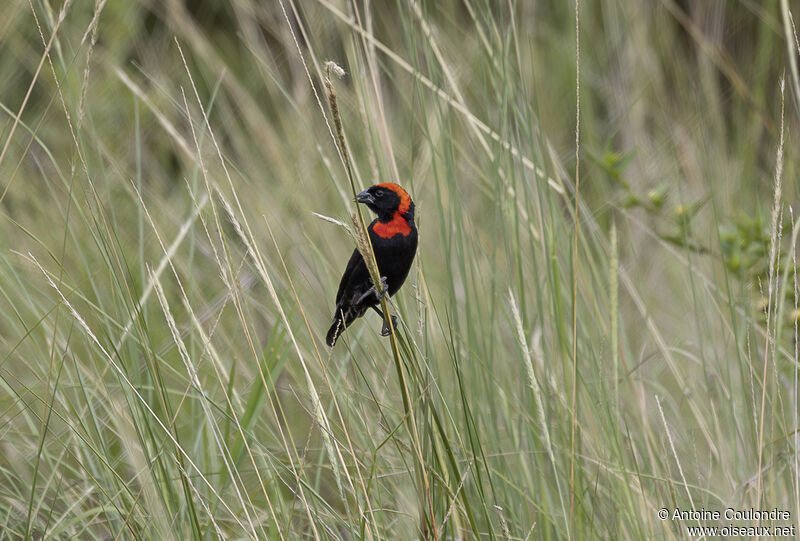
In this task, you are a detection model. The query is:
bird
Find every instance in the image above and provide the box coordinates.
[326,182,418,347]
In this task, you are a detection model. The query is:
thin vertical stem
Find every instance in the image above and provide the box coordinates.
[569,0,581,537]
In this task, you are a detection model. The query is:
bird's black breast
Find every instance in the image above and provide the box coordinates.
[369,223,418,296]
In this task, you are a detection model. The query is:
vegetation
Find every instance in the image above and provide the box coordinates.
[0,0,798,538]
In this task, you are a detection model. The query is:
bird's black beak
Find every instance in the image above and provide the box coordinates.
[356,190,374,205]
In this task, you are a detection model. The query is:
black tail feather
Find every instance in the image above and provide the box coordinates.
[326,313,345,347]
[326,304,369,346]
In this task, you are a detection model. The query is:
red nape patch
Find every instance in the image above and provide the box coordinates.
[376,182,411,215]
[372,213,411,238]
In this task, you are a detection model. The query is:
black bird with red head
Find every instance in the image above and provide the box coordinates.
[326,182,418,347]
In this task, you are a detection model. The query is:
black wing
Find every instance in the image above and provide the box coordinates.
[335,248,368,305]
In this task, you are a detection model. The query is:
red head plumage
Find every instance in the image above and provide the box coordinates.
[375,182,412,215]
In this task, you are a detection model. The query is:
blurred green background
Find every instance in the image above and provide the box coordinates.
[0,0,798,539]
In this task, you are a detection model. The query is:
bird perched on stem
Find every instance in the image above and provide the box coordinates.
[326,182,418,347]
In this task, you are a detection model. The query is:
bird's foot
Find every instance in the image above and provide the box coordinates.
[370,304,398,336]
[356,276,389,304]
[380,315,398,336]
[375,276,389,300]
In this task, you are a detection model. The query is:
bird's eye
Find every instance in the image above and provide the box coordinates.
[375,189,384,197]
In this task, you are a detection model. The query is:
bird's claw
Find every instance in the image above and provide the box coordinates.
[378,276,389,299]
[380,315,398,336]
[355,276,390,305]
